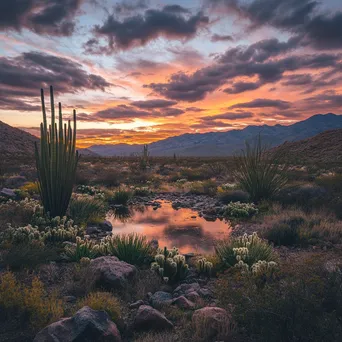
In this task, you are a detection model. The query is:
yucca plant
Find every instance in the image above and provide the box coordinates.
[103,233,154,265]
[233,135,288,202]
[35,86,79,217]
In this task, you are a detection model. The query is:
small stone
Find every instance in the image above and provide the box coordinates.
[130,300,145,309]
[172,296,195,310]
[150,291,173,309]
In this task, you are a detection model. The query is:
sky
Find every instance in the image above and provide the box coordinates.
[0,0,342,147]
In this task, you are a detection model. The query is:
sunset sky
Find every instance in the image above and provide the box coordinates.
[0,0,342,147]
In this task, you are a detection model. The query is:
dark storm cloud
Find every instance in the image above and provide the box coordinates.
[161,107,185,116]
[114,0,149,14]
[146,36,341,102]
[0,0,83,36]
[229,99,292,110]
[0,51,111,111]
[303,92,342,109]
[85,6,209,52]
[211,34,233,42]
[131,99,178,109]
[163,5,191,14]
[90,105,151,122]
[186,107,206,112]
[281,74,313,86]
[207,0,342,49]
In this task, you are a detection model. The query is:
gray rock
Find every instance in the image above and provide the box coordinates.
[185,291,201,303]
[98,220,113,232]
[34,306,122,342]
[90,256,137,291]
[86,226,100,235]
[192,307,230,340]
[129,300,145,310]
[4,175,27,188]
[172,296,195,310]
[0,188,16,198]
[63,296,77,303]
[133,305,173,331]
[150,291,173,309]
[198,288,213,298]
[174,283,200,296]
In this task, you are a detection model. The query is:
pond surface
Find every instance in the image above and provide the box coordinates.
[106,201,231,254]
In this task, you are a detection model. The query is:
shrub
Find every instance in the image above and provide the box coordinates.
[215,233,276,268]
[103,233,154,265]
[133,187,152,197]
[76,185,105,199]
[1,241,59,270]
[68,195,106,226]
[315,173,342,193]
[233,136,288,202]
[75,292,121,322]
[224,201,258,218]
[64,237,104,262]
[215,258,342,341]
[20,181,39,195]
[218,189,249,204]
[109,189,132,206]
[94,168,120,187]
[151,247,189,283]
[189,180,217,196]
[196,258,213,278]
[0,272,64,329]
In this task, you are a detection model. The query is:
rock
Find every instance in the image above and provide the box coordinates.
[149,239,159,250]
[0,188,16,198]
[174,283,200,296]
[86,226,100,235]
[185,291,201,303]
[133,305,173,331]
[150,291,173,309]
[63,296,77,303]
[129,300,145,309]
[98,220,113,232]
[192,307,230,340]
[172,296,195,310]
[34,306,122,342]
[198,288,213,298]
[90,256,137,291]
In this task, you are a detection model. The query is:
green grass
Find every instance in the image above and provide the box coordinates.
[109,189,132,206]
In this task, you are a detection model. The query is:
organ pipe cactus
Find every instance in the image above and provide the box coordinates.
[35,86,79,217]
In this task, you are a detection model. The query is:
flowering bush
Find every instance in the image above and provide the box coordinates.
[215,233,276,268]
[224,201,258,218]
[151,246,189,283]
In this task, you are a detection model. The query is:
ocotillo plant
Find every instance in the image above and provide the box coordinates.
[35,86,79,217]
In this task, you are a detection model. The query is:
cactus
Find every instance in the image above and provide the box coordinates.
[35,86,79,217]
[151,247,189,283]
[197,258,213,278]
[139,144,150,170]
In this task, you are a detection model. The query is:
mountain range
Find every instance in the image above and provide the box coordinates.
[88,113,342,156]
[1,113,342,158]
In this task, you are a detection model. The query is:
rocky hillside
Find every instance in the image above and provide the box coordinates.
[0,121,38,157]
[271,129,342,164]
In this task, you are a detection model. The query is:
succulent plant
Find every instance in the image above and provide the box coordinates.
[197,257,213,277]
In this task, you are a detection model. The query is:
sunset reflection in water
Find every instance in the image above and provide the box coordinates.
[106,201,231,253]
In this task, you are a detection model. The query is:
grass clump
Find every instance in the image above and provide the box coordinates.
[215,233,276,268]
[233,136,288,202]
[103,233,154,265]
[109,189,132,205]
[0,272,64,330]
[75,292,121,322]
[68,195,106,226]
[64,237,104,262]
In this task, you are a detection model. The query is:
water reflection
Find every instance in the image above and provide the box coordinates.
[106,201,231,253]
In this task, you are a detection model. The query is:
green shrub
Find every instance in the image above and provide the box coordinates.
[133,187,152,197]
[68,196,106,226]
[218,190,250,204]
[216,260,342,341]
[103,233,154,265]
[315,173,342,193]
[224,201,258,218]
[233,136,288,202]
[63,237,104,262]
[215,233,276,268]
[75,292,121,322]
[151,247,189,283]
[109,189,132,206]
[1,241,59,270]
[189,180,217,195]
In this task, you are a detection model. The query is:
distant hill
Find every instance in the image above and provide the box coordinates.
[0,120,38,157]
[87,113,342,157]
[271,129,342,164]
[0,121,97,158]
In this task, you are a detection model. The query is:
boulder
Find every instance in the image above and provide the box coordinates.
[98,220,113,232]
[4,175,27,188]
[172,296,195,310]
[192,307,230,340]
[173,283,200,297]
[133,305,173,331]
[34,306,121,342]
[90,256,137,291]
[185,291,201,303]
[129,300,145,310]
[149,291,173,309]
